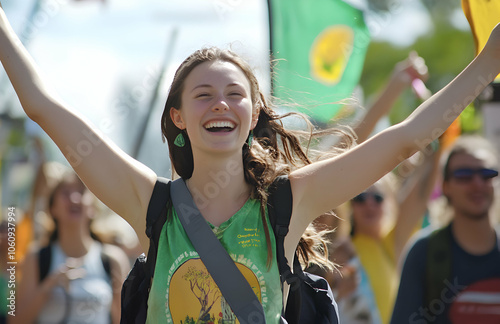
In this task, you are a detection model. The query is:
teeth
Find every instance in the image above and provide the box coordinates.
[205,121,235,129]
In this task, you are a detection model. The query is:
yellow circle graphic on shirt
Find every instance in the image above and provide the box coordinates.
[169,258,261,323]
[310,25,354,85]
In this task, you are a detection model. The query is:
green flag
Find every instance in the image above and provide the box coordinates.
[269,0,370,124]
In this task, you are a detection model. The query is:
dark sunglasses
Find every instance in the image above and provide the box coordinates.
[449,168,499,181]
[352,192,384,204]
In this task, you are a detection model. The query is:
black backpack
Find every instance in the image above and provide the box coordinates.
[120,176,339,324]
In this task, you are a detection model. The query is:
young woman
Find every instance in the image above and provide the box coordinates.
[1,3,500,322]
[13,172,130,324]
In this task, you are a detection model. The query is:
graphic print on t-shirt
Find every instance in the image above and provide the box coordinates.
[168,257,262,324]
[146,200,282,323]
[448,278,500,324]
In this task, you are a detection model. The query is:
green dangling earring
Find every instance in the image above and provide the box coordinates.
[247,130,253,147]
[174,132,185,148]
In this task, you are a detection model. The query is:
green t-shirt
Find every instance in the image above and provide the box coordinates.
[146,198,283,324]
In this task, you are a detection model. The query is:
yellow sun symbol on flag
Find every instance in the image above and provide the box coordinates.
[309,25,354,85]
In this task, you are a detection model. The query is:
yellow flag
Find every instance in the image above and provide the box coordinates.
[462,0,500,80]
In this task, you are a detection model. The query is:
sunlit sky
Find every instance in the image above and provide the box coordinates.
[1,0,470,175]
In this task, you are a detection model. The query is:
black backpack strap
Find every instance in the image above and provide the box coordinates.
[268,175,294,282]
[425,224,452,306]
[144,177,171,279]
[38,245,52,282]
[268,176,307,324]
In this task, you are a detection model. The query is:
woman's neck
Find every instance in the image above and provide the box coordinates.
[452,216,496,255]
[191,153,248,196]
[57,225,94,258]
[188,154,251,225]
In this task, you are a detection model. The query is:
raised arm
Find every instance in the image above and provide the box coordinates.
[353,52,429,143]
[0,6,156,248]
[289,23,500,233]
[392,143,442,262]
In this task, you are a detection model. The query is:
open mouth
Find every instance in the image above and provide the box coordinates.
[68,205,83,217]
[204,121,235,133]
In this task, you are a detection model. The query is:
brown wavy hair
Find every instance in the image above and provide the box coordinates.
[161,47,355,269]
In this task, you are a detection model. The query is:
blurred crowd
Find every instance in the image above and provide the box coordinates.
[1,52,499,324]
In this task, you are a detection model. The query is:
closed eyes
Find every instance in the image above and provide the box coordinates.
[194,92,244,99]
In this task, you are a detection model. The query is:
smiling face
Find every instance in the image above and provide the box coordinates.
[351,186,385,237]
[162,48,264,179]
[170,60,258,156]
[443,152,497,221]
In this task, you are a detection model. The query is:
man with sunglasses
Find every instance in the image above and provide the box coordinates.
[391,135,500,324]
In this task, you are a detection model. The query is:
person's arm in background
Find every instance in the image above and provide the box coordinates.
[392,141,442,263]
[0,2,156,249]
[353,52,430,144]
[103,244,130,324]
